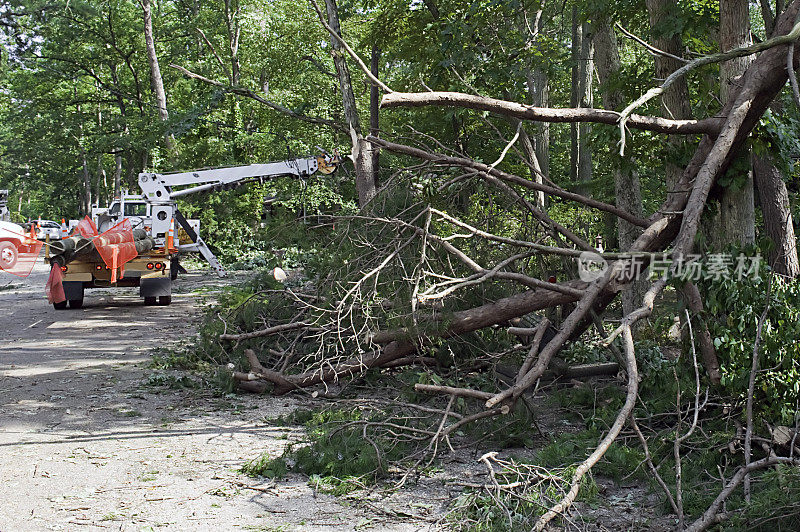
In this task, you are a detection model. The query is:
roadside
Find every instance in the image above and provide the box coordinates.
[0,259,426,531]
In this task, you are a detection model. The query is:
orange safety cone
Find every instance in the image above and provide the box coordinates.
[167,218,175,252]
[60,218,68,239]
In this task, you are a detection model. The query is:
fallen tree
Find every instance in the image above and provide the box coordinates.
[201,2,800,528]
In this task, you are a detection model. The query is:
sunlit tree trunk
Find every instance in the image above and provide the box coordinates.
[141,0,175,154]
[324,0,377,207]
[712,0,756,248]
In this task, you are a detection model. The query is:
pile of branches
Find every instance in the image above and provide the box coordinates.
[212,4,800,530]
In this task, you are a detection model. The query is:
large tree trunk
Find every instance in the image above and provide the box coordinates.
[521,7,548,208]
[141,0,175,153]
[324,0,377,207]
[711,0,756,248]
[570,10,593,189]
[754,154,799,276]
[81,150,92,215]
[593,16,645,318]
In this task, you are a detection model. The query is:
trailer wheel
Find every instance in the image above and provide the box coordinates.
[69,299,83,309]
[158,295,172,306]
[144,296,157,305]
[53,301,68,310]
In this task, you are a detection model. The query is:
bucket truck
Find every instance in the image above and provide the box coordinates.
[47,153,340,309]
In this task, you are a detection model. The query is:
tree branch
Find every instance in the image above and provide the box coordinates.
[368,136,650,228]
[170,64,348,133]
[381,91,721,135]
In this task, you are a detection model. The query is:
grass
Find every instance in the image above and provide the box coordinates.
[243,407,410,495]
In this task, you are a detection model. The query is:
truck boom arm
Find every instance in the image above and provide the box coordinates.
[138,156,333,202]
[135,153,339,277]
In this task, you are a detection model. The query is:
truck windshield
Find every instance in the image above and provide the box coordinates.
[124,203,147,216]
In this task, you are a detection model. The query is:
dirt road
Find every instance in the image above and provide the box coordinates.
[0,260,425,531]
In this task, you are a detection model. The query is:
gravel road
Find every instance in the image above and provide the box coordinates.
[0,259,426,531]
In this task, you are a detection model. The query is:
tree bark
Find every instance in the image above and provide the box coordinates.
[712,0,756,248]
[593,16,645,319]
[141,0,175,153]
[521,7,549,204]
[570,8,593,187]
[754,154,799,276]
[81,150,92,215]
[381,92,720,134]
[113,153,123,199]
[369,45,380,186]
[324,0,377,207]
[518,125,545,207]
[646,0,693,203]
[578,21,593,186]
[646,0,720,382]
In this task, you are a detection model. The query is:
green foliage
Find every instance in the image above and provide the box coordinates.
[753,108,800,178]
[698,264,800,424]
[244,407,407,487]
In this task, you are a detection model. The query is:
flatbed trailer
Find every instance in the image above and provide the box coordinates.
[48,243,176,308]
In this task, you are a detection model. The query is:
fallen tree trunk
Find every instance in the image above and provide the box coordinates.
[49,230,155,266]
[234,0,800,399]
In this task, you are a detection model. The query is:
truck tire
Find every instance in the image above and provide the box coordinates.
[158,296,172,306]
[69,299,84,309]
[53,301,68,310]
[144,296,157,305]
[0,241,18,270]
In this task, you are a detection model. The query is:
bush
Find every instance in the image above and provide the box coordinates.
[697,261,800,424]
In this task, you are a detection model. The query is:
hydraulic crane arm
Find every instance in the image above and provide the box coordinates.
[134,153,340,277]
[138,155,338,202]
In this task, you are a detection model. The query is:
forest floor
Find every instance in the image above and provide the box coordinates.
[0,258,673,531]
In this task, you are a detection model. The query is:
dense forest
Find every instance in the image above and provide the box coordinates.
[2,0,800,529]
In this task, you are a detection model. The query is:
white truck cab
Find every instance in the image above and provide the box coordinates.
[0,191,24,270]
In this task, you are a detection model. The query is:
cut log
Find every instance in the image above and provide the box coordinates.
[50,230,155,266]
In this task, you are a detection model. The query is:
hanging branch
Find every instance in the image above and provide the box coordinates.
[618,16,800,154]
[170,64,348,133]
[381,91,720,135]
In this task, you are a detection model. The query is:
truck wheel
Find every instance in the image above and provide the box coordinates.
[0,241,18,270]
[158,296,172,306]
[53,301,68,310]
[69,299,84,309]
[144,296,157,305]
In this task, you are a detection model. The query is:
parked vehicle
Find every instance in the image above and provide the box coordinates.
[35,220,63,241]
[0,220,24,269]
